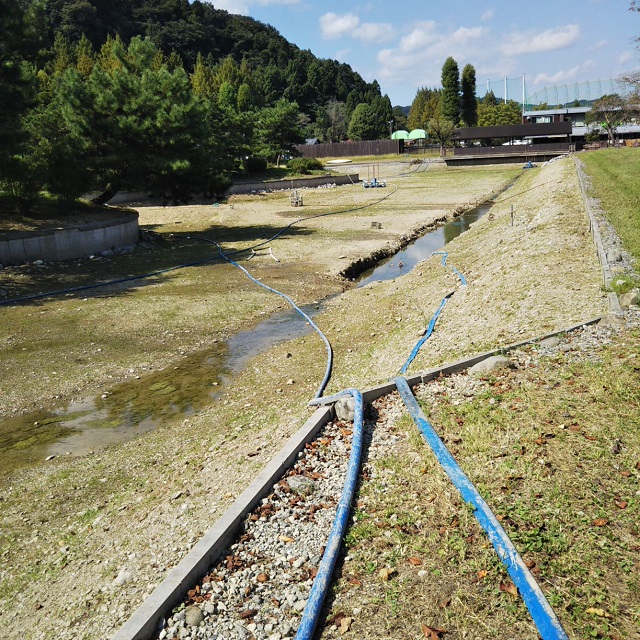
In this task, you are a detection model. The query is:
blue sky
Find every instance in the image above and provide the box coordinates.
[204,0,640,107]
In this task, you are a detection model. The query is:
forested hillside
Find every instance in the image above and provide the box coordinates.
[0,0,393,210]
[44,0,381,118]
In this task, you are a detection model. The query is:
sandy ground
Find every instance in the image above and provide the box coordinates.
[0,157,609,639]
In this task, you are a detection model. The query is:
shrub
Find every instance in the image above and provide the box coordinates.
[244,156,268,173]
[287,157,323,174]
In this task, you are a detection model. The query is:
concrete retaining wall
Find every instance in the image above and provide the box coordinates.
[0,211,139,264]
[226,174,359,195]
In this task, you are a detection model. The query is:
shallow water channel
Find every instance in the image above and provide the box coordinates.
[1,204,490,478]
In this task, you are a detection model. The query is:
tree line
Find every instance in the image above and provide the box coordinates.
[2,0,637,211]
[0,0,394,210]
[402,57,525,150]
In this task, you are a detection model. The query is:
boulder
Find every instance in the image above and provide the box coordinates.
[335,396,355,422]
[607,248,623,263]
[598,314,626,328]
[287,475,316,495]
[468,355,511,375]
[619,289,640,308]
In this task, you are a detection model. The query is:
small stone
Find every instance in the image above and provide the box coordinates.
[293,599,307,611]
[539,336,561,348]
[184,605,204,627]
[113,567,131,586]
[286,379,295,385]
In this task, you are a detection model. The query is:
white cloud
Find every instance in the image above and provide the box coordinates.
[500,24,580,57]
[481,9,494,21]
[353,22,395,43]
[397,21,439,52]
[532,62,594,85]
[618,51,634,64]
[591,39,609,51]
[319,12,394,43]
[208,0,250,13]
[376,21,488,87]
[320,12,360,39]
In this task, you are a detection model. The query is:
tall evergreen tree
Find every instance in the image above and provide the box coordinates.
[460,63,477,127]
[440,56,460,125]
[347,103,378,140]
[0,0,45,202]
[371,94,393,138]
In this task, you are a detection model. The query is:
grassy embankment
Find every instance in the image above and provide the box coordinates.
[321,150,640,640]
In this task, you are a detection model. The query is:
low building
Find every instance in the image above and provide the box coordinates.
[522,106,640,144]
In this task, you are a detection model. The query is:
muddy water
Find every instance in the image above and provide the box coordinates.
[0,206,488,478]
[0,306,322,480]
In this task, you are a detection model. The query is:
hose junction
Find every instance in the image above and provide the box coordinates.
[194,219,569,639]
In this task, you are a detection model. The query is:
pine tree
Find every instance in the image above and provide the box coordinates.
[347,103,378,140]
[460,64,477,127]
[440,56,460,125]
[75,34,95,78]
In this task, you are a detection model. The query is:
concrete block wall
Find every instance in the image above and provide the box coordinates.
[0,212,139,264]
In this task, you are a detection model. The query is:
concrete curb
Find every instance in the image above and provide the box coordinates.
[573,156,622,314]
[111,315,605,640]
[0,211,139,264]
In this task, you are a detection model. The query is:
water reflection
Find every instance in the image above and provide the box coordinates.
[357,204,490,287]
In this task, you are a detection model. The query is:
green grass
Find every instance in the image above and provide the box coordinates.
[581,148,640,263]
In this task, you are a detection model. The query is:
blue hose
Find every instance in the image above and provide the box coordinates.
[399,294,452,374]
[394,376,569,640]
[193,236,333,400]
[398,252,466,374]
[1,187,398,307]
[298,389,364,640]
[432,250,467,286]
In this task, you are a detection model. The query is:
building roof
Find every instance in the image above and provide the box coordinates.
[452,122,572,141]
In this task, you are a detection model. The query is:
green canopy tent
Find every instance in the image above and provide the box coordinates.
[407,129,427,139]
[391,130,409,140]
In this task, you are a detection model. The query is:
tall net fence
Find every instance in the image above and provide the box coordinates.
[480,76,635,109]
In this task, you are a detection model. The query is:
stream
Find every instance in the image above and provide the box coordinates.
[0,204,490,477]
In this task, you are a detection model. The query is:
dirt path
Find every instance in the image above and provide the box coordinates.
[0,157,609,639]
